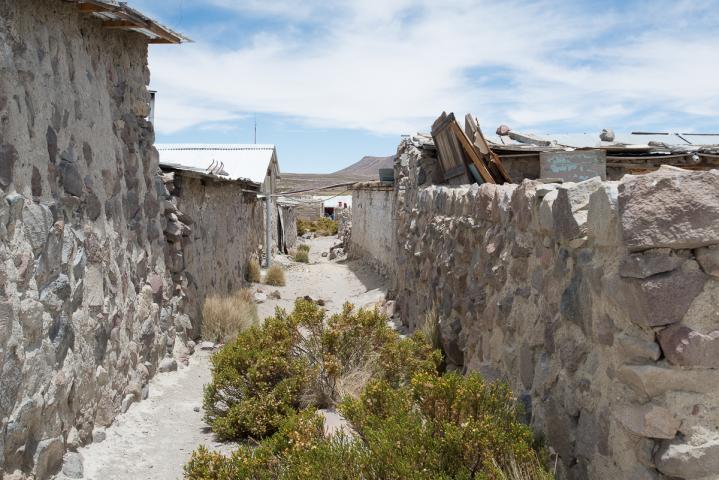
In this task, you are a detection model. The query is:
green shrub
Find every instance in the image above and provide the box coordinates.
[187,374,551,480]
[339,373,549,479]
[297,218,338,237]
[203,311,307,440]
[264,264,286,286]
[246,258,261,283]
[201,300,438,441]
[192,300,549,480]
[297,244,310,252]
[201,289,258,344]
[293,249,309,263]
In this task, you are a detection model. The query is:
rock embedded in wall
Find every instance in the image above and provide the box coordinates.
[619,167,719,251]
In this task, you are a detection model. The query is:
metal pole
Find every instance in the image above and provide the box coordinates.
[265,193,272,267]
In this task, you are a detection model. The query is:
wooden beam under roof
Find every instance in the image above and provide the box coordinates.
[102,20,143,29]
[77,3,110,13]
[71,0,187,44]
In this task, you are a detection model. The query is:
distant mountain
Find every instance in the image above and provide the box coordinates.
[333,155,395,178]
[279,154,395,195]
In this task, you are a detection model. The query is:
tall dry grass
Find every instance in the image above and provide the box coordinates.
[201,289,258,343]
[293,249,309,263]
[264,264,286,286]
[420,303,442,350]
[246,258,261,283]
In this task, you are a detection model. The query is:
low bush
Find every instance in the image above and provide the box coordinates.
[339,373,550,479]
[187,374,550,480]
[201,300,438,441]
[293,249,309,263]
[190,300,550,479]
[202,311,307,440]
[201,289,258,344]
[297,217,338,236]
[264,264,286,286]
[246,258,261,283]
[297,244,311,253]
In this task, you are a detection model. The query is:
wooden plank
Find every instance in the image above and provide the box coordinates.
[431,112,470,184]
[451,121,495,184]
[76,2,184,44]
[78,4,108,13]
[465,114,512,183]
[103,20,144,28]
[444,165,469,180]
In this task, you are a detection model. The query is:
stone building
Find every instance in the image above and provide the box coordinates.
[157,144,296,290]
[154,165,264,333]
[157,144,280,258]
[0,0,187,477]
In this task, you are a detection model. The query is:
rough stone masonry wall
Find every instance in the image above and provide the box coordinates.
[164,173,264,331]
[0,1,191,477]
[349,186,396,279]
[393,139,719,480]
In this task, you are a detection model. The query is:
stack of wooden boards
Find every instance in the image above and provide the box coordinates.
[431,112,512,185]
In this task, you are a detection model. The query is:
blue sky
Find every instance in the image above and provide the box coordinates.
[131,0,719,173]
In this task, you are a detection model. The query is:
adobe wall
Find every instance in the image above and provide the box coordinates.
[163,173,264,330]
[350,184,396,279]
[0,1,192,477]
[390,139,719,480]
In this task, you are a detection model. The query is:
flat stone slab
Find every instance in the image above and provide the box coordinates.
[619,168,719,251]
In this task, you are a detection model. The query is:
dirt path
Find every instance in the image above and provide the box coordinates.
[64,236,386,480]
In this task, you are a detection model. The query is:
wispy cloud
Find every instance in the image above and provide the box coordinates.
[138,0,719,136]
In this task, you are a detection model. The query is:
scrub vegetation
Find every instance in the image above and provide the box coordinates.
[297,218,339,236]
[187,300,550,479]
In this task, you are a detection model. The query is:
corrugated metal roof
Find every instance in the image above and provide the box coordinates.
[61,0,189,44]
[486,131,719,152]
[156,144,278,184]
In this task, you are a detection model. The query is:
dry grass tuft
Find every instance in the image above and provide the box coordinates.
[334,363,375,400]
[264,264,286,286]
[297,244,310,253]
[420,303,442,350]
[293,249,309,263]
[246,258,261,283]
[201,289,258,343]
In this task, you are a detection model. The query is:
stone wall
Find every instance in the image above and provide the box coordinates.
[390,139,719,480]
[0,1,191,477]
[163,172,263,331]
[350,184,396,279]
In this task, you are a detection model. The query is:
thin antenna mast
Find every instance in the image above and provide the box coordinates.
[254,113,257,144]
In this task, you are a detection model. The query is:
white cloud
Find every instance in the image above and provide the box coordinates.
[144,0,719,136]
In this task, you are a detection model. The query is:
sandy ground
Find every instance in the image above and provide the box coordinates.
[64,236,386,480]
